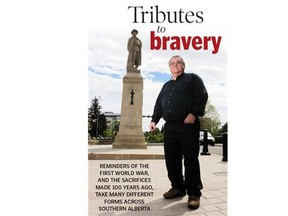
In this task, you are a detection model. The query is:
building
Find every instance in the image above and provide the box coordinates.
[103,112,121,126]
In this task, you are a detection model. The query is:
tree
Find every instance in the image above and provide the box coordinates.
[104,119,120,138]
[219,122,228,133]
[88,96,107,138]
[144,128,164,143]
[201,100,222,135]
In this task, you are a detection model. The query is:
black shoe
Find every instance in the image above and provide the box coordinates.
[187,195,200,209]
[163,188,186,199]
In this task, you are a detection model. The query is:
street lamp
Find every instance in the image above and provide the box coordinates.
[96,110,100,138]
[92,111,100,139]
[92,119,97,139]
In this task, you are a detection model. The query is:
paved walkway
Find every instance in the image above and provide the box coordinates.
[88,144,165,160]
[88,145,227,216]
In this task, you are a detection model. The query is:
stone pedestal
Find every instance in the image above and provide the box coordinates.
[113,69,146,149]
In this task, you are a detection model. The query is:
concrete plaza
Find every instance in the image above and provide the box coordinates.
[88,145,227,216]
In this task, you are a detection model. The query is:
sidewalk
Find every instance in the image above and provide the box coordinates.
[88,144,165,160]
[88,145,227,216]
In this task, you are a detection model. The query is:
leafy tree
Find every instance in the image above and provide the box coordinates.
[88,96,107,138]
[201,100,222,135]
[218,122,228,133]
[104,119,120,138]
[144,128,164,143]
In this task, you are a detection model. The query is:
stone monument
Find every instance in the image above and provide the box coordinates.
[113,29,146,149]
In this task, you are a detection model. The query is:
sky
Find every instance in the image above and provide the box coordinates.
[88,1,227,131]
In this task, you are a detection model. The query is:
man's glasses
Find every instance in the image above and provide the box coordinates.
[169,61,183,66]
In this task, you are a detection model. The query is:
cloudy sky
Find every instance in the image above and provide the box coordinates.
[88,1,227,131]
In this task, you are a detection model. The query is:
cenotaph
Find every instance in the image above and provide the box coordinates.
[113,29,146,149]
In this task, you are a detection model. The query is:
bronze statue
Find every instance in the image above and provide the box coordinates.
[127,29,142,70]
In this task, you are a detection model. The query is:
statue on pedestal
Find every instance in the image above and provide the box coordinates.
[127,29,142,71]
[113,29,146,149]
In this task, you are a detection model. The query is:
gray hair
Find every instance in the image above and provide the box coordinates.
[168,55,186,68]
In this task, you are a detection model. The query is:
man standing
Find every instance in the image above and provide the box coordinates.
[149,55,208,210]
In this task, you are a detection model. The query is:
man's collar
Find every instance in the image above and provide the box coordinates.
[171,72,184,81]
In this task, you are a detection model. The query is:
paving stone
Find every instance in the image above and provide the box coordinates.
[88,146,227,216]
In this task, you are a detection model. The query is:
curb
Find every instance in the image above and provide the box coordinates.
[88,153,165,160]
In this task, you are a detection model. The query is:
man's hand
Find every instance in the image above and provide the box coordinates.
[149,122,157,132]
[184,113,196,124]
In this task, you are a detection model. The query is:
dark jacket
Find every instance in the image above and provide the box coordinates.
[151,72,208,124]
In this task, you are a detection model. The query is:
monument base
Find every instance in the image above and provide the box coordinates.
[112,68,147,150]
[113,134,146,149]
